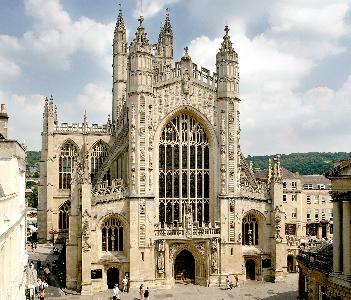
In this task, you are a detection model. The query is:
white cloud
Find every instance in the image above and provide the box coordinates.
[187,0,351,155]
[76,83,111,115]
[133,0,180,19]
[1,91,45,149]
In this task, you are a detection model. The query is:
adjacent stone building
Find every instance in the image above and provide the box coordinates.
[39,10,296,294]
[297,160,351,299]
[0,104,28,300]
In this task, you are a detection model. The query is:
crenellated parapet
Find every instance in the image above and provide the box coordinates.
[54,122,113,134]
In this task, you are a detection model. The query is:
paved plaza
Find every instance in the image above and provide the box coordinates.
[28,244,298,300]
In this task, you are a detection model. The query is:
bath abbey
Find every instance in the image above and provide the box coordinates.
[38,9,290,294]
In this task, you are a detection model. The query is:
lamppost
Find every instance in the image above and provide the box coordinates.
[49,228,58,248]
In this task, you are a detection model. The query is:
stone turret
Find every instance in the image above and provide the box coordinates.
[216,25,239,99]
[128,16,153,95]
[154,9,173,68]
[0,104,9,139]
[112,6,128,122]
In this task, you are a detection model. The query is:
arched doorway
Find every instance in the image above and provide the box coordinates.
[287,255,295,272]
[246,259,255,280]
[174,250,195,283]
[107,267,119,289]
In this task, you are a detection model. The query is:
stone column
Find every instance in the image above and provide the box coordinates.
[342,201,351,275]
[333,201,342,273]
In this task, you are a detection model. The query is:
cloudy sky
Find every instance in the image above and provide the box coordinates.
[1,0,351,155]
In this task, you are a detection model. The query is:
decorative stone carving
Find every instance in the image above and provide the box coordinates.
[130,104,136,194]
[156,240,165,274]
[274,206,282,242]
[82,210,91,252]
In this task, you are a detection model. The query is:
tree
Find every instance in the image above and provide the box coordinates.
[28,185,38,208]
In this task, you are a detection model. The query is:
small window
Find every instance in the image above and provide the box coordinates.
[321,197,326,204]
[292,194,297,201]
[321,209,326,221]
[314,196,319,204]
[283,181,287,189]
[303,184,313,189]
[307,209,311,221]
[306,195,311,204]
[329,209,333,221]
[292,208,297,219]
[315,209,319,222]
[318,184,325,190]
[283,194,287,203]
[319,285,328,300]
[292,181,297,189]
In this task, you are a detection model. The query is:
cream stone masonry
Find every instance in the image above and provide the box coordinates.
[38,9,305,294]
[0,105,27,300]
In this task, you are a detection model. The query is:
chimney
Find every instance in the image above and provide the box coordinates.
[0,104,9,139]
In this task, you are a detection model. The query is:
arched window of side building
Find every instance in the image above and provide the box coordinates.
[159,113,210,226]
[242,213,259,245]
[59,141,78,189]
[58,200,70,230]
[90,141,109,181]
[101,215,124,252]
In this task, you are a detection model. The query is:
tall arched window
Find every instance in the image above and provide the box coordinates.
[242,213,259,245]
[101,215,124,252]
[59,141,78,189]
[159,113,210,226]
[58,201,70,230]
[90,141,108,181]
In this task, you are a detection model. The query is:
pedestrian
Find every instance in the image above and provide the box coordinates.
[35,278,42,299]
[122,276,128,292]
[139,284,144,300]
[225,275,233,290]
[112,284,121,300]
[43,265,50,283]
[234,274,239,288]
[37,259,42,273]
[144,287,150,300]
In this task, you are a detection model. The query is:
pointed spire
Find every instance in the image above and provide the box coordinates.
[163,8,172,34]
[219,25,234,53]
[83,110,87,125]
[115,4,125,31]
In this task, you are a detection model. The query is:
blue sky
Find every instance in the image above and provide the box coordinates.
[1,0,351,155]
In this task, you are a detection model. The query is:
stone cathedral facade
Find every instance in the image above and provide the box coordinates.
[38,10,288,294]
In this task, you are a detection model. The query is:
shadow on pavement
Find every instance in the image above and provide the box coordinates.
[263,291,298,299]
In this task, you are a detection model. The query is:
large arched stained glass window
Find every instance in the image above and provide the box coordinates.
[159,113,210,226]
[90,141,108,181]
[242,213,259,245]
[58,201,70,230]
[101,215,124,252]
[59,142,78,189]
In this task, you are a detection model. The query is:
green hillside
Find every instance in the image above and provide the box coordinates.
[26,151,351,176]
[246,152,351,175]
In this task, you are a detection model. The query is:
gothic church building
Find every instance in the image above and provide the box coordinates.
[38,10,288,294]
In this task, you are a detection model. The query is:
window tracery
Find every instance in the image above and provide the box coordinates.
[159,113,210,226]
[59,142,78,189]
[242,213,259,245]
[101,215,124,252]
[58,200,70,230]
[90,141,108,181]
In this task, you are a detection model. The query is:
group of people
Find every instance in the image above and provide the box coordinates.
[34,278,48,300]
[139,284,150,300]
[112,276,129,300]
[225,274,239,290]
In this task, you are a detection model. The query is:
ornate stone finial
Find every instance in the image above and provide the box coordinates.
[115,3,125,33]
[182,46,191,61]
[224,25,230,36]
[138,15,144,26]
[218,25,234,54]
[49,94,54,104]
[83,110,87,125]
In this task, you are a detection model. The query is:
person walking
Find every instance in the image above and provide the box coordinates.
[139,284,144,300]
[112,284,121,300]
[122,276,128,292]
[144,287,150,300]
